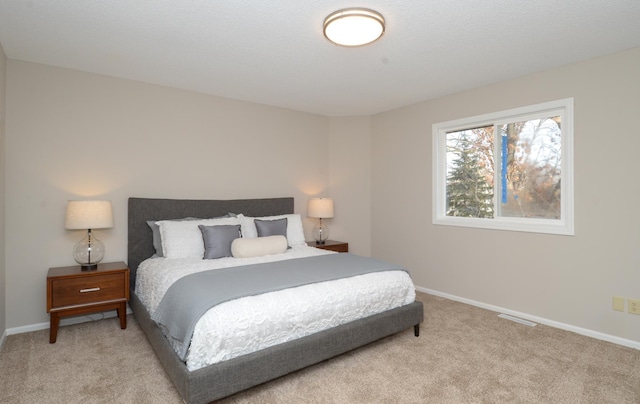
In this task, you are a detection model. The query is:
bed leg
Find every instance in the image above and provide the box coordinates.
[414,324,420,337]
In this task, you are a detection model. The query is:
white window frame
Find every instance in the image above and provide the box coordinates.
[432,98,574,235]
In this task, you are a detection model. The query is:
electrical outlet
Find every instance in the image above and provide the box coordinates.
[613,296,625,312]
[629,298,640,315]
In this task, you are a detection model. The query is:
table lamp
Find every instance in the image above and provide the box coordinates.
[308,198,334,245]
[65,200,113,270]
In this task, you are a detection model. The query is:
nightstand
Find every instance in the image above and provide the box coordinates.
[46,261,130,343]
[306,240,349,253]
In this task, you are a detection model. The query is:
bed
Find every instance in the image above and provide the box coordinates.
[128,197,424,403]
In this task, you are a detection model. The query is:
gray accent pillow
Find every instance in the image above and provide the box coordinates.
[199,224,241,259]
[254,218,288,238]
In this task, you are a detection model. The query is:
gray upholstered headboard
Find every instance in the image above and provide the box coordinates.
[127,197,294,288]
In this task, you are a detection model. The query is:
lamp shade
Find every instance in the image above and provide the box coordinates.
[65,200,113,230]
[308,198,334,219]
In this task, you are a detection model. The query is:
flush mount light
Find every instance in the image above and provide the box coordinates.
[323,8,385,47]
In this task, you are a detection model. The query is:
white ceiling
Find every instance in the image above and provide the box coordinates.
[1,1,640,117]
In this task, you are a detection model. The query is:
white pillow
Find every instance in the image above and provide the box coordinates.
[239,214,305,246]
[158,217,241,259]
[231,235,288,258]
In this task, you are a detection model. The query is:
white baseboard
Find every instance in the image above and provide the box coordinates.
[416,286,640,351]
[5,305,133,336]
[6,292,639,351]
[0,329,6,351]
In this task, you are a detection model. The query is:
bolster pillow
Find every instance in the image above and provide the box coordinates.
[231,235,288,258]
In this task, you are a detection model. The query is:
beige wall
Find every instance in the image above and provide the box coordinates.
[4,61,340,328]
[0,42,6,339]
[371,47,640,344]
[328,116,372,256]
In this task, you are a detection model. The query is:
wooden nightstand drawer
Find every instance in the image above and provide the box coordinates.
[46,261,130,343]
[50,272,126,310]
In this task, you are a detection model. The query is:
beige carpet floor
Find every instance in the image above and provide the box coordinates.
[1,292,639,403]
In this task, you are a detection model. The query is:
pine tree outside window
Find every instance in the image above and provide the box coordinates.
[433,98,574,235]
[446,127,494,218]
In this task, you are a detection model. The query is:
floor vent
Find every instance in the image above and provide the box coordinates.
[498,313,537,327]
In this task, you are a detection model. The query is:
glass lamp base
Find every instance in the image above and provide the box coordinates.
[73,230,105,270]
[312,221,329,244]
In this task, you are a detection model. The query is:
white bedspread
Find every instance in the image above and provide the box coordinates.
[135,246,416,371]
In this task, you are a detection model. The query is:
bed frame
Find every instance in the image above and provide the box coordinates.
[128,197,424,404]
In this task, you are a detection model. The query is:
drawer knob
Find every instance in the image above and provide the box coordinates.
[79,287,101,293]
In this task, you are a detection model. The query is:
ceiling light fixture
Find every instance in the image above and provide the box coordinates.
[323,8,385,47]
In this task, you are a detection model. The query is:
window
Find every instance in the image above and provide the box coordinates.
[432,98,574,235]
